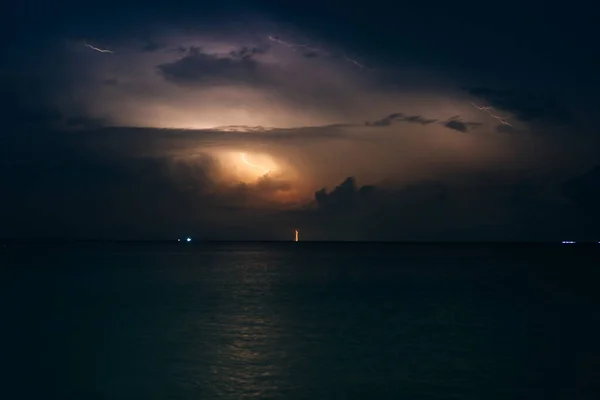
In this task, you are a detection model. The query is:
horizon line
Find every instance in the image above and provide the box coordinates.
[1,239,598,245]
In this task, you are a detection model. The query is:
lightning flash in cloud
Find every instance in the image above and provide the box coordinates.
[241,153,270,175]
[471,103,513,127]
[84,43,114,53]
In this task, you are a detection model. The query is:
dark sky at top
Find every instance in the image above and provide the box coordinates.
[2,0,600,240]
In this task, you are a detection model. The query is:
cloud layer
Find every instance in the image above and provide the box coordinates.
[2,10,599,240]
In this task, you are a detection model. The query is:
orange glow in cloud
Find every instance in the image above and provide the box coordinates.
[241,153,270,175]
[206,149,309,206]
[212,150,281,183]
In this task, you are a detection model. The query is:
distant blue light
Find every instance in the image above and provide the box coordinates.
[186,237,192,242]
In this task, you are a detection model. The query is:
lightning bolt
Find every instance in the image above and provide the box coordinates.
[343,54,365,69]
[267,35,317,51]
[241,153,270,175]
[267,35,296,48]
[268,35,369,70]
[84,43,114,53]
[471,103,513,127]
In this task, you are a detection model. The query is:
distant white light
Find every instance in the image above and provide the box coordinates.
[177,238,181,242]
[186,237,192,242]
[561,241,576,244]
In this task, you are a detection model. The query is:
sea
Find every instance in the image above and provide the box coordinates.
[1,242,599,399]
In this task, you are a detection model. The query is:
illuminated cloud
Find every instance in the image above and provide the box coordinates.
[3,8,599,240]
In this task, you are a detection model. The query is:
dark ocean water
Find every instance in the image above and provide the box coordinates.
[1,242,599,399]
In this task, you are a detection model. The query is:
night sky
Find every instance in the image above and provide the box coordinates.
[2,1,600,241]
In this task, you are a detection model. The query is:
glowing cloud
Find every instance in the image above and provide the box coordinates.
[241,153,270,175]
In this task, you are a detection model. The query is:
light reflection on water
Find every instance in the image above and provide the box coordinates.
[206,250,289,399]
[1,243,599,399]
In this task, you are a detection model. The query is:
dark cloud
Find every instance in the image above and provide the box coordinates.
[1,122,597,240]
[3,0,599,243]
[403,115,436,124]
[0,129,296,239]
[158,47,265,87]
[443,116,482,132]
[366,112,437,127]
[292,175,579,241]
[315,177,375,211]
[229,46,267,59]
[466,87,575,125]
[141,40,164,52]
[3,98,108,131]
[366,113,480,132]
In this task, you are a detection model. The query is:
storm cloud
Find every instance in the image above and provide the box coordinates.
[2,1,599,240]
[158,46,268,87]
